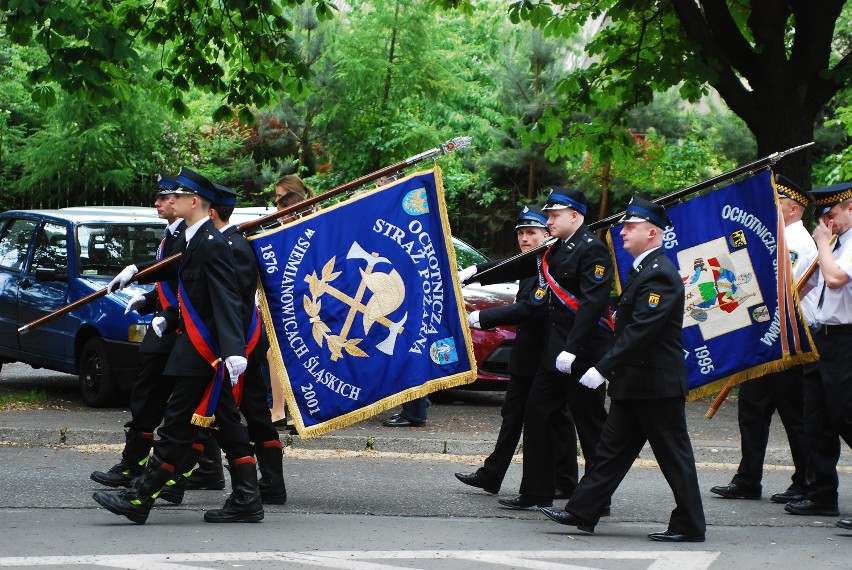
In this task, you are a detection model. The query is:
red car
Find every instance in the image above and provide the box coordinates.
[452,237,517,390]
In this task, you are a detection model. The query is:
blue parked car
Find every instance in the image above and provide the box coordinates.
[0,207,166,406]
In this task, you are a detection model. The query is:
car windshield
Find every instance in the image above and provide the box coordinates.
[76,223,164,277]
[452,238,489,270]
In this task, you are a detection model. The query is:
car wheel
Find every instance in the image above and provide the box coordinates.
[79,337,120,407]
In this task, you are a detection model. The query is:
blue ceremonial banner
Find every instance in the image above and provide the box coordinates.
[250,167,476,437]
[607,170,818,400]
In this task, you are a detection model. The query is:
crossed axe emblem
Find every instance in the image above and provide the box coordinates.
[303,241,408,361]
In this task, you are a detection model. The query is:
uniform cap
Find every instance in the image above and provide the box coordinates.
[541,187,588,215]
[618,196,671,229]
[174,167,218,203]
[515,206,548,230]
[156,173,179,195]
[773,174,810,206]
[811,182,852,216]
[212,183,238,207]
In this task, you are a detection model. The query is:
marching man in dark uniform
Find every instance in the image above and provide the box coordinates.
[474,188,613,510]
[455,206,578,497]
[90,175,194,488]
[710,174,815,504]
[786,182,852,530]
[205,183,288,505]
[92,168,263,524]
[540,196,706,542]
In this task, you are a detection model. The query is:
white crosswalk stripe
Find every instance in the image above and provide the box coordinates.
[0,550,721,569]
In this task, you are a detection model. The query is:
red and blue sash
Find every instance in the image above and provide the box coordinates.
[178,277,228,428]
[541,247,615,332]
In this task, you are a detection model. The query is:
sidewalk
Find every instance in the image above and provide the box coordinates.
[3,388,848,467]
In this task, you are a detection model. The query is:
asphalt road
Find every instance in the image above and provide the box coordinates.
[2,362,852,568]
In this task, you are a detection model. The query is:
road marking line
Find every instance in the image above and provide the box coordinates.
[0,550,721,569]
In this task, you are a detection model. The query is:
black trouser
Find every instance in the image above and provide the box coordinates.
[200,356,280,458]
[519,366,606,500]
[732,366,811,491]
[125,351,176,433]
[482,373,577,492]
[154,373,253,466]
[566,396,705,536]
[803,331,852,506]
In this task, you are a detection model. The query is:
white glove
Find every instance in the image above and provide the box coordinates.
[458,265,478,284]
[555,351,576,374]
[107,264,138,293]
[151,316,167,337]
[467,310,481,328]
[225,356,248,387]
[124,293,147,315]
[579,366,606,389]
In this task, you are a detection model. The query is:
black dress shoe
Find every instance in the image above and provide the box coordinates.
[835,518,852,530]
[455,472,500,494]
[553,488,572,500]
[770,489,807,504]
[382,416,425,427]
[709,482,761,500]
[498,495,552,510]
[648,530,705,543]
[784,499,839,516]
[539,507,595,533]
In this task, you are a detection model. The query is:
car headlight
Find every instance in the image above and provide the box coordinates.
[127,323,148,343]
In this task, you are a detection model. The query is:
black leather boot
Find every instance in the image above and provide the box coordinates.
[157,441,205,504]
[184,440,226,490]
[90,430,154,487]
[92,455,174,524]
[255,440,287,504]
[204,457,264,523]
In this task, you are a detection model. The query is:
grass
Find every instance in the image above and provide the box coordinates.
[0,389,51,411]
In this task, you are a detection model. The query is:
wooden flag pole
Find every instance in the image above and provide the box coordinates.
[18,136,473,335]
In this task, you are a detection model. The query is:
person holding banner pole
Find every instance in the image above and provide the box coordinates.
[709,174,816,504]
[455,206,578,497]
[475,188,612,510]
[92,167,262,525]
[540,196,706,542]
[786,182,852,525]
[90,175,189,489]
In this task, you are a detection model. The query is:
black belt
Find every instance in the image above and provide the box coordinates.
[814,324,852,336]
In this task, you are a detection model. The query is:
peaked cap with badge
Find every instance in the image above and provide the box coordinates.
[811,181,852,217]
[156,173,180,195]
[515,205,548,230]
[174,167,218,203]
[542,187,589,215]
[619,196,671,230]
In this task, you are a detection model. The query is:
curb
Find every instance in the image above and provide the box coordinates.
[3,425,849,467]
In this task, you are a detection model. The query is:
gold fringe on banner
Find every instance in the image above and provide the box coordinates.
[252,165,477,439]
[687,349,819,401]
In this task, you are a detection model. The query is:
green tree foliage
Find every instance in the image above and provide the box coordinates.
[509,1,852,187]
[8,87,169,207]
[0,0,338,120]
[314,0,460,182]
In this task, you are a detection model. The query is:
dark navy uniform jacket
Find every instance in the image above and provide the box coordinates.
[138,218,246,377]
[478,275,547,377]
[596,247,688,400]
[476,224,614,371]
